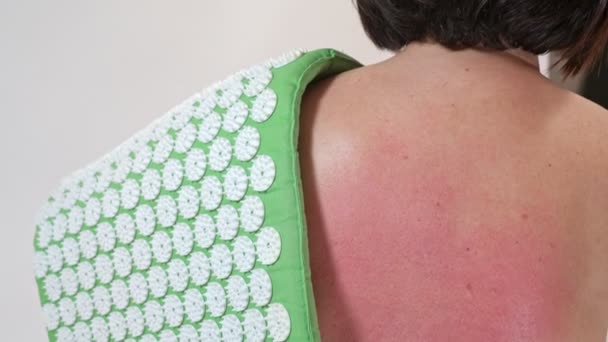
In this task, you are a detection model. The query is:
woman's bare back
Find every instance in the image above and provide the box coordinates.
[299,45,608,341]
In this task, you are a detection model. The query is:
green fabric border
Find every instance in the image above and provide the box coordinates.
[262,48,362,341]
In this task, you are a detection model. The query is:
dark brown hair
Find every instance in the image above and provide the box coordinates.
[355,0,608,76]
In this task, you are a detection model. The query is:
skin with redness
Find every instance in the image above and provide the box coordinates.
[299,42,608,341]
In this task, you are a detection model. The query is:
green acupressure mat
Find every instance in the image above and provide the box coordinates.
[33,48,363,341]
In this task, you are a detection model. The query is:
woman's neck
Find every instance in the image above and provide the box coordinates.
[382,41,541,75]
[506,48,541,70]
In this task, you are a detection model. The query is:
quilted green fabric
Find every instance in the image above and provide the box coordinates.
[33,48,363,341]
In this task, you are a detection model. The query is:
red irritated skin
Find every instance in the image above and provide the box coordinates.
[299,43,608,341]
[304,137,589,342]
[299,39,608,342]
